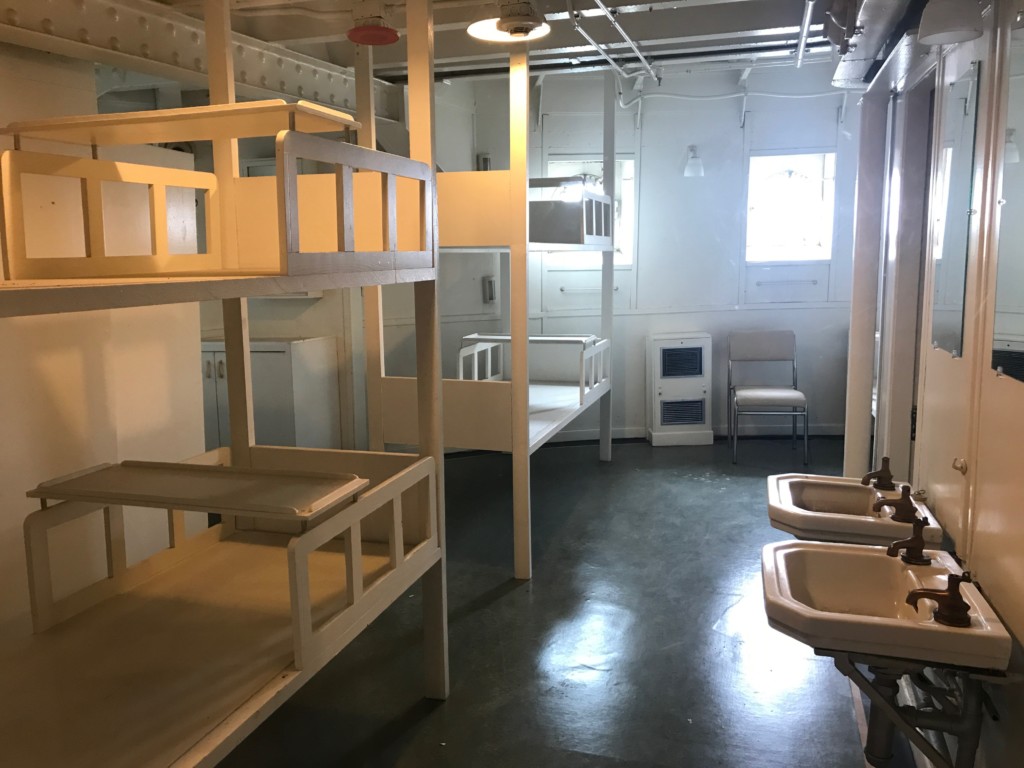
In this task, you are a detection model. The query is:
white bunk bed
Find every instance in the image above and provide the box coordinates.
[367,55,617,581]
[378,173,614,453]
[0,9,448,762]
[457,333,611,451]
[5,448,438,768]
[0,99,433,286]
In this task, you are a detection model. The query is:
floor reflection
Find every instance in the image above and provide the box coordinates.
[536,594,637,755]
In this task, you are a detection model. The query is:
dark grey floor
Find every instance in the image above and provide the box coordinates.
[221,437,868,767]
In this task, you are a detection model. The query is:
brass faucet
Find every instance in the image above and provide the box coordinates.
[906,572,973,628]
[860,456,896,491]
[873,484,918,523]
[885,516,932,565]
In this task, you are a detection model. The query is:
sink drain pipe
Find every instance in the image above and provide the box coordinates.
[830,653,987,768]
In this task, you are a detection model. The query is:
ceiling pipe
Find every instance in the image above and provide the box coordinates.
[388,39,833,81]
[566,0,631,78]
[795,0,815,67]
[566,0,658,82]
[590,0,659,81]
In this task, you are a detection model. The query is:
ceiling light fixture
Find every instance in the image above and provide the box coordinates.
[467,2,551,43]
[683,145,704,178]
[917,0,983,46]
[347,16,400,45]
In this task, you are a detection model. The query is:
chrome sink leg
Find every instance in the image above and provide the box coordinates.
[864,665,901,767]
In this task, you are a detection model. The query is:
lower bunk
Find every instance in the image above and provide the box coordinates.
[377,333,611,453]
[0,445,446,768]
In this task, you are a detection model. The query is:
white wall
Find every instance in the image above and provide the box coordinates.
[386,61,860,439]
[0,45,204,641]
[436,79,476,172]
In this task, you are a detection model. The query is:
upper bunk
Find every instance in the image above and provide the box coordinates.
[437,173,612,251]
[0,100,436,316]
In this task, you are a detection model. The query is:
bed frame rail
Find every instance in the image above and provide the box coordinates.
[0,150,221,280]
[276,131,434,276]
[287,456,438,670]
[22,448,230,633]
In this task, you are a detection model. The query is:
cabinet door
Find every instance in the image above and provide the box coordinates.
[201,352,222,450]
[250,349,297,446]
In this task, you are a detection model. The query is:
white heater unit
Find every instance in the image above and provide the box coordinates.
[647,332,713,446]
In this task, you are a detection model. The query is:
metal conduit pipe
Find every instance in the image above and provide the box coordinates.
[590,0,658,81]
[566,0,631,79]
[566,0,656,81]
[796,0,816,68]
[617,86,845,111]
[395,39,833,82]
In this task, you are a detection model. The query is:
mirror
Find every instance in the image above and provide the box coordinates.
[931,62,980,358]
[994,41,1024,382]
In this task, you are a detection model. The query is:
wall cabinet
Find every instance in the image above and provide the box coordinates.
[201,337,341,450]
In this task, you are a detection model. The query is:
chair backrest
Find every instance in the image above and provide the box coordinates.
[729,330,796,363]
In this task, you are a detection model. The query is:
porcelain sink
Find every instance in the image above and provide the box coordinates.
[762,541,1011,670]
[767,474,943,546]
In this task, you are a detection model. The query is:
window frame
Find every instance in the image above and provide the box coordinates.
[742,146,839,266]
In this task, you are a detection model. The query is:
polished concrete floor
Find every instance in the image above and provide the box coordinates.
[222,437,869,767]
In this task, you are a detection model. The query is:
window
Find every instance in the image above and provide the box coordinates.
[745,152,836,263]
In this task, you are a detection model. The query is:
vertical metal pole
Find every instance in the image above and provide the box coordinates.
[864,667,899,766]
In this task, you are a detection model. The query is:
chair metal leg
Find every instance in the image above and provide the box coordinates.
[732,407,739,463]
[791,412,797,450]
[803,408,810,465]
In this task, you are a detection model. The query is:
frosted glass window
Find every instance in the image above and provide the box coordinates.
[745,152,836,263]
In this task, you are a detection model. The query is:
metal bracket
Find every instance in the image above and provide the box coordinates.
[829,651,987,768]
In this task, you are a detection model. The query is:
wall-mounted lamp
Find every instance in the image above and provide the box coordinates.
[918,0,983,46]
[683,145,705,178]
[1007,129,1021,164]
[467,2,550,43]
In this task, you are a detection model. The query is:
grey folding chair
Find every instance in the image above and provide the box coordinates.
[727,330,809,465]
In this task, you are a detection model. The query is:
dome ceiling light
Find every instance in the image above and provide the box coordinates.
[347,15,400,45]
[467,2,551,43]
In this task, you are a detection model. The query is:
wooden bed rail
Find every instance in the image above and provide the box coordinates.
[0,150,221,280]
[457,334,611,406]
[0,129,436,281]
[276,130,435,276]
[287,456,437,671]
[458,341,505,381]
[23,448,229,633]
[580,338,611,406]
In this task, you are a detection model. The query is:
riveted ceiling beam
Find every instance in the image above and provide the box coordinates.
[0,0,403,121]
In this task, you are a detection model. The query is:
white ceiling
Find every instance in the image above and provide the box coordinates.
[156,0,845,81]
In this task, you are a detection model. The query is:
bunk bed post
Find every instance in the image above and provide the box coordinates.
[204,1,253,487]
[222,298,256,470]
[599,72,615,463]
[407,0,450,700]
[202,0,239,270]
[357,45,387,453]
[509,47,532,580]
